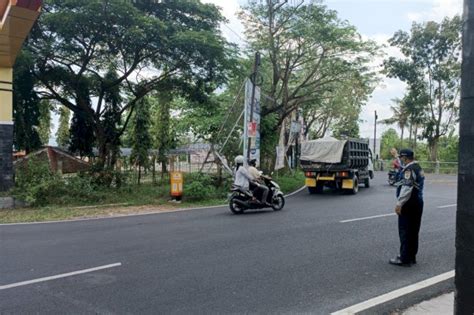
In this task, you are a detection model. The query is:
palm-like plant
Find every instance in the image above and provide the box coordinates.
[380,98,410,142]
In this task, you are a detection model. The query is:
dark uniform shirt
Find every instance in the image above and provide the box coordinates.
[396,161,425,207]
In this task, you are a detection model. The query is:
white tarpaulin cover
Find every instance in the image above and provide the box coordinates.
[300,137,347,163]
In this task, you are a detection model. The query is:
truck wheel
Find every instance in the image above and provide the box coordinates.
[350,176,359,195]
[364,177,370,188]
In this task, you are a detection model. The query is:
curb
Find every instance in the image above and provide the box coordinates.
[332,270,455,314]
[362,277,454,315]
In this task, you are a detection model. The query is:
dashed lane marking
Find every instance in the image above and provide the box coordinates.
[0,263,122,290]
[437,204,457,209]
[340,213,396,223]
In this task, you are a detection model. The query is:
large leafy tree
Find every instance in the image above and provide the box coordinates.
[131,98,152,185]
[240,1,377,124]
[239,0,377,166]
[56,106,70,148]
[154,92,173,175]
[26,0,231,170]
[69,108,95,158]
[13,53,42,153]
[38,101,52,146]
[384,16,462,161]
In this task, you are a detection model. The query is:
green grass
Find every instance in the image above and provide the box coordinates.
[273,170,306,194]
[0,172,305,224]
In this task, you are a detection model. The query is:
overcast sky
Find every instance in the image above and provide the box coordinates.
[203,0,463,138]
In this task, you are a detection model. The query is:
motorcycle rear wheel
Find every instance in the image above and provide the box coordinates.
[229,197,245,214]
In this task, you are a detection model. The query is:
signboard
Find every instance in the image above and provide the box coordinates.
[243,78,261,165]
[170,172,183,198]
[275,146,285,170]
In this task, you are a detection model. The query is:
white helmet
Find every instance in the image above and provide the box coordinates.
[234,155,245,164]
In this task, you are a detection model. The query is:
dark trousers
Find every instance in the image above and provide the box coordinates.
[398,201,424,262]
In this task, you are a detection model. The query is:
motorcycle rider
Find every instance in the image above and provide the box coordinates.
[388,148,403,185]
[390,148,402,171]
[233,155,252,191]
[248,159,271,206]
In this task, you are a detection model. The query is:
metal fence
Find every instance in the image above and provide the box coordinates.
[375,160,458,175]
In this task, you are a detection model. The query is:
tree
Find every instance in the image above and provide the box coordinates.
[56,106,70,148]
[380,98,409,142]
[131,98,152,185]
[38,100,52,146]
[69,108,95,158]
[380,128,401,160]
[384,16,462,161]
[154,92,172,176]
[101,68,122,169]
[239,1,378,166]
[13,52,42,153]
[27,0,231,170]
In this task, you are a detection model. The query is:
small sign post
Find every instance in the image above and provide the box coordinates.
[170,172,183,201]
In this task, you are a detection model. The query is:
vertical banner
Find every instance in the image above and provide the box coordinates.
[243,78,261,165]
[275,119,286,170]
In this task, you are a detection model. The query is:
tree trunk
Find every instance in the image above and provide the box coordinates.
[138,162,142,185]
[95,125,109,170]
[152,155,156,184]
[429,137,439,161]
[408,123,413,147]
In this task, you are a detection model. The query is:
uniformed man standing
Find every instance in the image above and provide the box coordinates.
[389,149,425,267]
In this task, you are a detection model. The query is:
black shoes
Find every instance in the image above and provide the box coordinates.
[389,257,414,267]
[397,255,416,264]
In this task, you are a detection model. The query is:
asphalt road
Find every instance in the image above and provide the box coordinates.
[0,172,457,314]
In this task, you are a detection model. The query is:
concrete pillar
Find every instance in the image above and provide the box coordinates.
[0,1,43,192]
[0,68,13,191]
[455,0,474,313]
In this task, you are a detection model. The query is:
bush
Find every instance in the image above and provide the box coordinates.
[13,157,66,206]
[184,173,214,201]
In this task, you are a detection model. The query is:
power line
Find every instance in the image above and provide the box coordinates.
[222,23,246,45]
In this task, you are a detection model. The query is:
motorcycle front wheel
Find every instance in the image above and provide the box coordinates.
[272,195,285,211]
[229,197,245,214]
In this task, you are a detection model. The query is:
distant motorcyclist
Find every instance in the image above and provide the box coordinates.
[390,148,402,171]
[248,159,270,206]
[388,148,403,187]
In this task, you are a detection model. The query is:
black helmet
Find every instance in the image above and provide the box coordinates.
[249,159,257,166]
[399,148,414,158]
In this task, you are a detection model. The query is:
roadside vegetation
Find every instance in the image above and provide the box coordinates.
[0,157,304,223]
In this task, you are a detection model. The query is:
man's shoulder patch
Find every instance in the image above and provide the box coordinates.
[404,170,412,180]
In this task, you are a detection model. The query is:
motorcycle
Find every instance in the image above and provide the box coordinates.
[388,169,398,186]
[228,175,285,214]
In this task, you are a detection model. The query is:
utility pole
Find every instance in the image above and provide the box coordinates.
[455,1,474,313]
[373,110,378,159]
[246,52,261,162]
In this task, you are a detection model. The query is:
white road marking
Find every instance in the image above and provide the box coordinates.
[340,213,396,223]
[437,204,457,209]
[342,203,458,223]
[331,270,455,315]
[285,185,306,197]
[0,263,122,290]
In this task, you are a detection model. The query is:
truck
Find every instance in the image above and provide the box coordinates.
[300,137,374,195]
